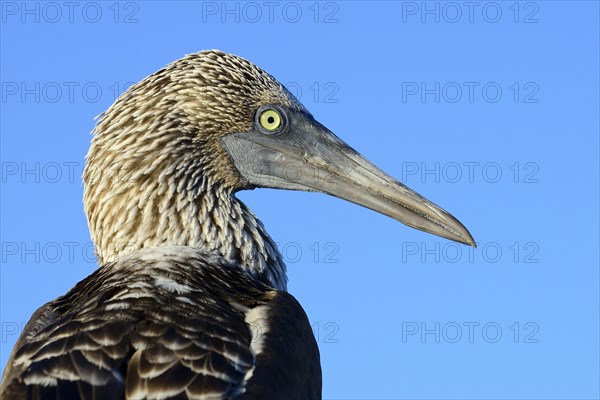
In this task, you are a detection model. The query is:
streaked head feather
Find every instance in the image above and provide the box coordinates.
[83,50,295,290]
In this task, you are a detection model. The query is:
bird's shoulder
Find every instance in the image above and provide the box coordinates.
[1,246,320,400]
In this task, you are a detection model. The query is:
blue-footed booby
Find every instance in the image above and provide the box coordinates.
[0,50,475,399]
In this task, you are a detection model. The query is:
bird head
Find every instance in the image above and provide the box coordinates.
[211,51,475,247]
[84,49,474,275]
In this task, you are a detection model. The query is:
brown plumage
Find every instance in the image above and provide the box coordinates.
[84,50,299,289]
[1,248,320,399]
[1,49,474,399]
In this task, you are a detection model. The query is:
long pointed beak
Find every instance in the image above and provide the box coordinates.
[222,111,475,246]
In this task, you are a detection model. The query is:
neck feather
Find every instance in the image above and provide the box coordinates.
[84,161,287,291]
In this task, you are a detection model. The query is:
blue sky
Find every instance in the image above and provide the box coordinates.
[1,1,598,399]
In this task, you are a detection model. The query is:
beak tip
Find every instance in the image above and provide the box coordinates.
[465,237,477,248]
[435,210,476,248]
[458,229,476,248]
[456,223,476,248]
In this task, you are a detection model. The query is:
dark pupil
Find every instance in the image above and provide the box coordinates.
[267,116,275,124]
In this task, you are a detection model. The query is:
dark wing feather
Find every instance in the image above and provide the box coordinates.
[0,249,322,400]
[239,292,322,400]
[2,274,136,400]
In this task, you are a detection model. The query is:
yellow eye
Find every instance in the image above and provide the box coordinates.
[258,109,282,132]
